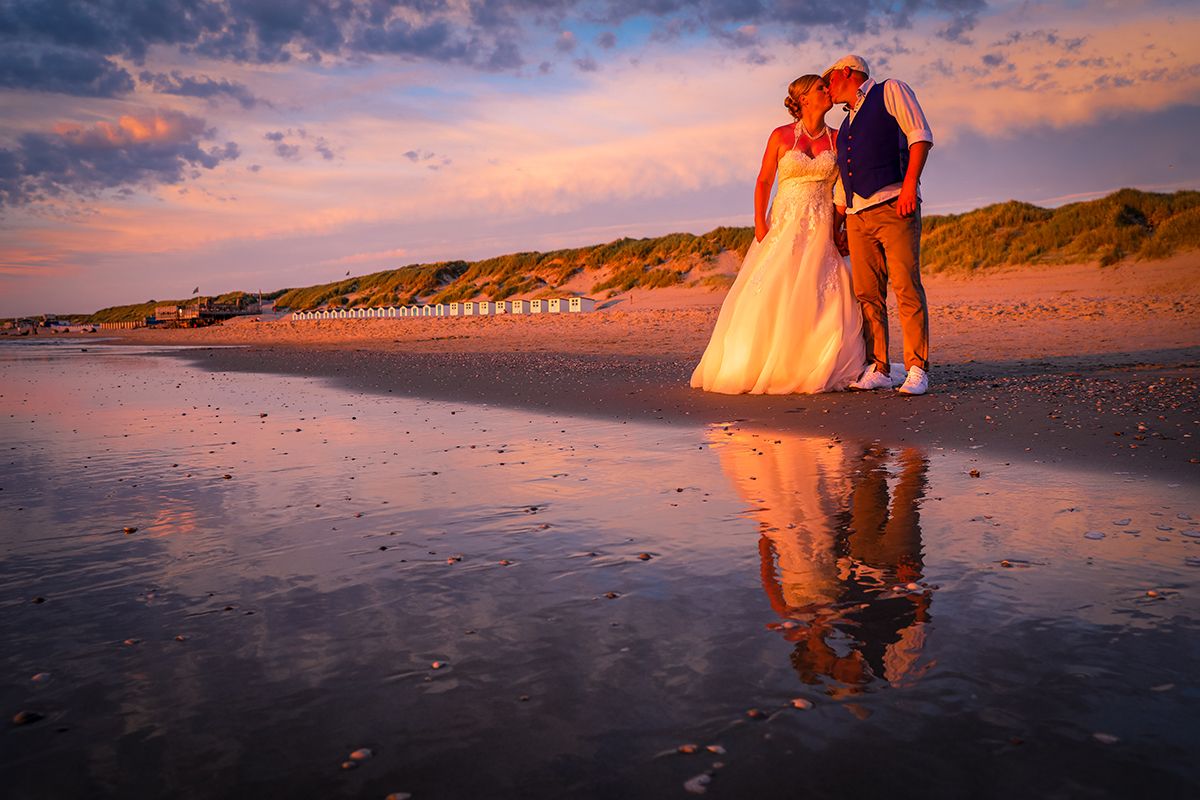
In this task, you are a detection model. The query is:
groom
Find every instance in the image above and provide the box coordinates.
[824,55,933,396]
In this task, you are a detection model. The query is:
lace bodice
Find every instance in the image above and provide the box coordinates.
[777,147,838,186]
[770,148,837,229]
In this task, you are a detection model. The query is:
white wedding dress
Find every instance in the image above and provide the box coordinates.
[691,139,865,394]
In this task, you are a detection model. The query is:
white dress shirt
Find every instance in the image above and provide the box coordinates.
[833,78,933,214]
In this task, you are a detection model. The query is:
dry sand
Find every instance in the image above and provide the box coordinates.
[101,255,1200,480]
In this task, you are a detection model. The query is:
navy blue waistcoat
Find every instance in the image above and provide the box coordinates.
[836,80,909,206]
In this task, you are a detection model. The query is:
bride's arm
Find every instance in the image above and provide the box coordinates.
[754,129,783,242]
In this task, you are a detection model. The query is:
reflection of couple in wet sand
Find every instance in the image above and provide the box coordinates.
[691,55,933,397]
[714,430,932,695]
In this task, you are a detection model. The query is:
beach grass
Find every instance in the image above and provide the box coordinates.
[61,189,1200,322]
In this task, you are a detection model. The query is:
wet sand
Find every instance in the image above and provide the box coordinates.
[110,256,1200,481]
[3,342,1199,799]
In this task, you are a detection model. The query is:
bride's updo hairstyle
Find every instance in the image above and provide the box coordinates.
[784,74,822,120]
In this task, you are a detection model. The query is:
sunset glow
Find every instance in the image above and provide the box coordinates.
[1,0,1197,316]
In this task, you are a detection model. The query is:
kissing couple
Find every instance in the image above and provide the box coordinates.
[691,54,934,397]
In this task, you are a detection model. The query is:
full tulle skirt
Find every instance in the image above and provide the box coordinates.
[691,190,865,395]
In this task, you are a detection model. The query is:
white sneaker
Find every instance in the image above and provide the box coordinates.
[897,366,929,396]
[849,364,896,391]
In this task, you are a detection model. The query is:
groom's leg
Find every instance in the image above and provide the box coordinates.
[878,205,929,372]
[847,210,890,374]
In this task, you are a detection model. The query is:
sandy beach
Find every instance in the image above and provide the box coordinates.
[4,259,1200,798]
[97,256,1200,481]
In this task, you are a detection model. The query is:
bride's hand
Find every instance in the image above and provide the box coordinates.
[834,226,850,256]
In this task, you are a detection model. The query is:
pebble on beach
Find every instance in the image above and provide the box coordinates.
[683,773,712,794]
[791,698,813,709]
[431,661,445,670]
[123,526,138,534]
[12,710,44,725]
[1084,531,1105,540]
[349,748,373,761]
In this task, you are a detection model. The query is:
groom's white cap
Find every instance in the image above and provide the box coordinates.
[822,54,870,79]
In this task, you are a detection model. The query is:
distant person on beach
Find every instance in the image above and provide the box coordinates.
[824,55,934,396]
[691,75,865,394]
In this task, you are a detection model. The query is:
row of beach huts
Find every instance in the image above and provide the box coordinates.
[290,297,597,321]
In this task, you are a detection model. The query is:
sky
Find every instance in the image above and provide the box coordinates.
[1,0,1199,317]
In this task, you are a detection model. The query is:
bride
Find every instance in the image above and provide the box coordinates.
[690,75,866,395]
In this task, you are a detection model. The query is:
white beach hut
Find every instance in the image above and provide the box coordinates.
[568,297,596,313]
[406,305,420,317]
[493,301,509,315]
[385,306,398,318]
[448,302,460,316]
[547,298,565,313]
[509,300,529,314]
[434,303,446,316]
[337,308,350,318]
[477,301,493,315]
[462,301,476,316]
[530,299,544,314]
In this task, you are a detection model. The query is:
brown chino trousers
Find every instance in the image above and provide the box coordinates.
[846,200,930,373]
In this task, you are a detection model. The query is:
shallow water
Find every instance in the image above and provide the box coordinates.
[2,340,1198,799]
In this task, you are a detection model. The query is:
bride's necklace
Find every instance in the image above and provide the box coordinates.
[795,120,828,138]
[795,120,832,148]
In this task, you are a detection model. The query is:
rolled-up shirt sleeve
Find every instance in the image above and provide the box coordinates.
[832,173,846,208]
[883,80,933,147]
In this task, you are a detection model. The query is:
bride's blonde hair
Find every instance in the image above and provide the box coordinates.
[784,75,822,120]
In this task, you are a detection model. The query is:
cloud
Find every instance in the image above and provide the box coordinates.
[139,70,267,109]
[555,31,577,53]
[0,0,992,93]
[313,137,335,161]
[0,110,238,209]
[403,149,452,170]
[0,44,133,96]
[264,128,337,162]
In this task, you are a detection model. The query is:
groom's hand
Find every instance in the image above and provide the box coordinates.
[897,182,919,217]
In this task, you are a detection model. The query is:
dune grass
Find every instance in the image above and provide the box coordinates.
[59,189,1198,321]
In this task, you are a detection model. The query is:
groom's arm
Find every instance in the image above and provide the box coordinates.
[897,142,930,218]
[884,80,933,218]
